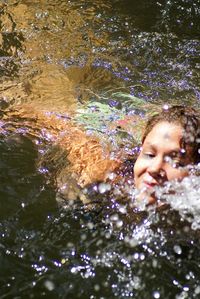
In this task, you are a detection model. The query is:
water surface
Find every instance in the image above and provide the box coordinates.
[0,1,200,298]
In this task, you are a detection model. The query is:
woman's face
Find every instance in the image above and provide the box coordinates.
[134,121,193,204]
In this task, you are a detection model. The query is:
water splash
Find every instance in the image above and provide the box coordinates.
[154,172,200,230]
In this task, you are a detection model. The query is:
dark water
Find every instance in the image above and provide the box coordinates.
[0,0,200,298]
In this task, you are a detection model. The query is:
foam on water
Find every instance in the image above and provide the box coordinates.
[155,172,200,230]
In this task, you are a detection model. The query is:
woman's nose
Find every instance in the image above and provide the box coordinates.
[147,156,165,177]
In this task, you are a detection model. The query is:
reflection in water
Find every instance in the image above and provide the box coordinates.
[0,0,199,108]
[0,0,200,298]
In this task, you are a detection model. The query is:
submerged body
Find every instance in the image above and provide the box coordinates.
[0,105,122,191]
[1,104,199,207]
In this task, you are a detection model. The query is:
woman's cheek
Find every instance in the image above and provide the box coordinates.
[134,157,148,182]
[166,166,189,181]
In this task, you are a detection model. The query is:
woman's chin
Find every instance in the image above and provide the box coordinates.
[135,189,157,208]
[135,189,169,210]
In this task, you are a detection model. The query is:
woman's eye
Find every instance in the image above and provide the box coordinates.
[172,160,184,168]
[165,157,184,168]
[143,152,155,159]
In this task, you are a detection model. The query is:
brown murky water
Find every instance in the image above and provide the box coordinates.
[1,0,199,111]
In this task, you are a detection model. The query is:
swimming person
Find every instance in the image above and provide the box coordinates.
[133,105,200,205]
[1,103,199,208]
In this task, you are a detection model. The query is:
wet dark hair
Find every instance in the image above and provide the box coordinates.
[142,105,200,164]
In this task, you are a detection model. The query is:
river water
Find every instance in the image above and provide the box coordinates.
[0,0,200,298]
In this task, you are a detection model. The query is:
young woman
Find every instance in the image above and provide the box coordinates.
[134,105,200,205]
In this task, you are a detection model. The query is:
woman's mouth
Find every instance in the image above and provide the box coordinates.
[142,176,158,189]
[143,181,157,189]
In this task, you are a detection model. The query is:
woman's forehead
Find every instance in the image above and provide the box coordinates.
[145,122,183,142]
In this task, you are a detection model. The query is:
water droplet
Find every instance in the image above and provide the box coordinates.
[152,259,158,268]
[87,222,94,229]
[133,252,139,260]
[183,286,189,292]
[44,280,55,291]
[173,279,179,286]
[194,286,200,295]
[116,220,123,228]
[163,104,169,110]
[153,290,160,298]
[173,245,182,255]
[98,183,111,194]
[94,284,100,291]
